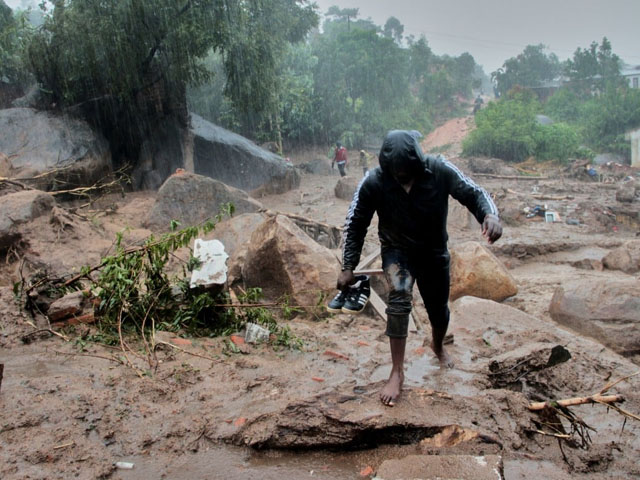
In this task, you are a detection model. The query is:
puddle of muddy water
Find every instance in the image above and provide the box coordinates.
[114,444,418,480]
[370,350,479,398]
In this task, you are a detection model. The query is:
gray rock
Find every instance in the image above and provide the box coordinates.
[334,176,360,200]
[0,108,112,189]
[0,190,55,250]
[145,171,263,231]
[190,114,299,194]
[616,180,638,203]
[549,279,640,356]
[603,240,640,273]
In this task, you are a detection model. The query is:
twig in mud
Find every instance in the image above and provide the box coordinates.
[53,441,76,450]
[154,341,222,364]
[51,349,123,365]
[22,327,70,343]
[599,371,640,395]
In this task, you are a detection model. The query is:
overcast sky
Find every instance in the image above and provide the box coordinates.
[313,0,640,74]
[6,0,639,74]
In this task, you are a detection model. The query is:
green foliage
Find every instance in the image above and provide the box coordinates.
[579,86,640,157]
[463,91,541,162]
[564,37,624,96]
[0,1,32,85]
[543,88,582,123]
[92,205,231,340]
[534,122,580,163]
[492,44,561,98]
[26,0,318,162]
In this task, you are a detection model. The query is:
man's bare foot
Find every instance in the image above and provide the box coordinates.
[431,342,455,369]
[380,369,404,406]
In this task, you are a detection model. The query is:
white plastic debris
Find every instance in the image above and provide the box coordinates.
[115,462,134,469]
[190,239,229,288]
[245,322,271,344]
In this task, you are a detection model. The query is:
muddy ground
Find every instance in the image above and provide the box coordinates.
[1,116,640,479]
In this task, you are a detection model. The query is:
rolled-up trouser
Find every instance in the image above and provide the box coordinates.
[382,247,451,338]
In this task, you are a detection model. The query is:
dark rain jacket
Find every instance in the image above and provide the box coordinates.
[341,130,498,271]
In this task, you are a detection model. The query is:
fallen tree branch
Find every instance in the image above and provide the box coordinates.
[599,371,640,395]
[473,173,549,180]
[529,394,624,411]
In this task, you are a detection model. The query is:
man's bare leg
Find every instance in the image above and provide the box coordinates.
[380,337,405,406]
[431,325,454,368]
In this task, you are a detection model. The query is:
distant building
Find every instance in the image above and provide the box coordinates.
[621,65,640,89]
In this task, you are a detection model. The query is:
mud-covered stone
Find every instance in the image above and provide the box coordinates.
[0,190,55,250]
[47,291,87,322]
[549,279,640,356]
[488,343,571,389]
[616,180,638,203]
[450,241,518,302]
[375,454,503,480]
[603,240,640,273]
[241,215,339,307]
[145,171,263,231]
[334,175,360,200]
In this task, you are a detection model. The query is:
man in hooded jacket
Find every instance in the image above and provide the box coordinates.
[337,130,502,406]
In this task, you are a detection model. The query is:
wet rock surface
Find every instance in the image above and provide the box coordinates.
[191,113,299,194]
[0,107,112,190]
[145,170,263,231]
[450,241,518,302]
[549,278,640,356]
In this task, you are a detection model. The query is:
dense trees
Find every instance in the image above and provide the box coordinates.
[22,0,317,163]
[492,44,561,98]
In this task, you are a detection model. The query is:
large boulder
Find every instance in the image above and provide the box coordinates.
[242,215,340,307]
[0,189,55,250]
[190,114,299,194]
[603,240,640,273]
[450,241,518,302]
[0,108,111,189]
[334,176,360,200]
[145,171,263,231]
[549,279,640,356]
[206,213,266,257]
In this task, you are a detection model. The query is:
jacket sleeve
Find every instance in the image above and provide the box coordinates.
[439,156,499,224]
[342,174,376,270]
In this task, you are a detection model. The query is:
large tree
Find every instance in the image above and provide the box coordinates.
[27,0,317,163]
[564,37,623,96]
[492,44,561,97]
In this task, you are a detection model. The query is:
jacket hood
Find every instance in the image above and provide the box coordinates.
[378,130,426,178]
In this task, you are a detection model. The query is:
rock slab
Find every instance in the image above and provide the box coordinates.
[0,108,111,189]
[375,454,503,480]
[450,241,518,302]
[549,278,640,356]
[0,190,55,250]
[190,114,299,194]
[145,171,263,231]
[242,215,339,307]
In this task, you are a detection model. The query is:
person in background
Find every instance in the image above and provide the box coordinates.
[332,142,348,177]
[359,150,372,176]
[337,130,502,407]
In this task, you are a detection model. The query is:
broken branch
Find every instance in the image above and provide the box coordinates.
[529,394,624,411]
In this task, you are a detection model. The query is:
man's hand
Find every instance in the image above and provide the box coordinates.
[482,214,502,244]
[337,269,355,291]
